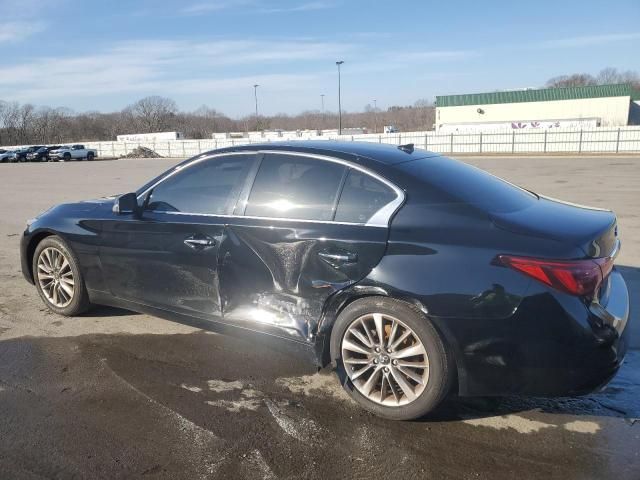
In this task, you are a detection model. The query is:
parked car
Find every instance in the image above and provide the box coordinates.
[14,147,43,162]
[49,144,97,161]
[20,142,629,420]
[0,150,17,163]
[27,146,61,162]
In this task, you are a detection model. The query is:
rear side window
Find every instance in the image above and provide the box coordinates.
[400,157,537,213]
[335,170,397,224]
[245,154,346,221]
[146,155,253,215]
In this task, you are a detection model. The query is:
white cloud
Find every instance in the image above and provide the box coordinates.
[181,0,254,14]
[182,0,335,15]
[0,21,46,44]
[0,0,57,17]
[0,0,56,43]
[258,1,335,13]
[0,34,488,114]
[395,50,478,62]
[0,38,350,105]
[537,32,640,49]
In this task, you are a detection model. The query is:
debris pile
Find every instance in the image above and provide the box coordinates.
[121,146,163,158]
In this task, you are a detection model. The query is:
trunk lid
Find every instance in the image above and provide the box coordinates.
[491,195,618,259]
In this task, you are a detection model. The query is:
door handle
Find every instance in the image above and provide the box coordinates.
[184,235,216,250]
[318,250,358,266]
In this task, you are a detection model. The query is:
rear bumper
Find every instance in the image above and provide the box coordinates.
[449,269,630,397]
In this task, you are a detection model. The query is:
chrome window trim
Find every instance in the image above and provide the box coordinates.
[136,149,405,228]
[144,210,386,228]
[136,151,258,202]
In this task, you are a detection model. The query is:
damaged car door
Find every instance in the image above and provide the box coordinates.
[99,153,256,319]
[218,152,403,343]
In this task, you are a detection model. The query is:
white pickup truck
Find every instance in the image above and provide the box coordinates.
[49,144,97,162]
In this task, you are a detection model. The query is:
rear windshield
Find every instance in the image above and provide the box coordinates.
[401,157,537,213]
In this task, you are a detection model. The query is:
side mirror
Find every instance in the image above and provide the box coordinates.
[113,192,140,216]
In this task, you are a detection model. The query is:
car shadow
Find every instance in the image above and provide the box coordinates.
[82,305,140,317]
[423,356,639,424]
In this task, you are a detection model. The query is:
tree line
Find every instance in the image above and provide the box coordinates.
[1,68,637,146]
[0,95,436,146]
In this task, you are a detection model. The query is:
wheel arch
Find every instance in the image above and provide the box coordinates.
[25,230,57,283]
[317,288,462,395]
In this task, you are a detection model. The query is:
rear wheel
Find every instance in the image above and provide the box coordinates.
[331,297,454,420]
[33,236,90,316]
[86,152,94,161]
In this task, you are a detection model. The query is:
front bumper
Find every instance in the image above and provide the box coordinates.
[20,229,35,284]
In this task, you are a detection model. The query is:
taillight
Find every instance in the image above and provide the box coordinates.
[495,255,614,297]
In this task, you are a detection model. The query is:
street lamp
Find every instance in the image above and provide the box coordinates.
[253,84,259,131]
[336,60,344,135]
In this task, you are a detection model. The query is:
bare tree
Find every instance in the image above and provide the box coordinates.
[126,96,178,133]
[547,68,640,89]
[546,73,596,88]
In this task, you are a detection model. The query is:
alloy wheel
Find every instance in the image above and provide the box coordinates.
[36,247,75,308]
[341,313,429,406]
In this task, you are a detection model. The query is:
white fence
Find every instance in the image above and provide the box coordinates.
[6,126,640,158]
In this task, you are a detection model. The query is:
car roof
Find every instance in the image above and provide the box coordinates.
[206,141,441,167]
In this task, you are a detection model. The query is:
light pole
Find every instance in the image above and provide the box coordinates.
[320,94,325,130]
[336,60,344,135]
[373,99,378,134]
[253,84,259,131]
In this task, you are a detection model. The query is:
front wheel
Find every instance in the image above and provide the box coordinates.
[331,297,454,420]
[33,236,91,316]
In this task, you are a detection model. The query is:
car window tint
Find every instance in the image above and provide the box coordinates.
[335,170,397,224]
[400,157,537,213]
[246,154,345,221]
[146,156,252,215]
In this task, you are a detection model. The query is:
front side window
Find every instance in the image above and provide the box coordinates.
[245,154,346,221]
[146,155,253,215]
[334,170,398,224]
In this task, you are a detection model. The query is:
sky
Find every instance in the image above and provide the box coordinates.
[0,0,638,118]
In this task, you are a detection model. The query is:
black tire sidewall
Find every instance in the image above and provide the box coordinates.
[330,297,453,420]
[32,236,90,316]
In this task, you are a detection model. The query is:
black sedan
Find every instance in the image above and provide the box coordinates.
[20,142,630,420]
[15,146,45,162]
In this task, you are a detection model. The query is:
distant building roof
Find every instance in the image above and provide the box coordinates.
[436,84,639,107]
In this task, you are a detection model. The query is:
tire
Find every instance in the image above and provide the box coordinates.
[32,235,91,316]
[86,152,94,161]
[330,297,454,420]
[63,153,71,162]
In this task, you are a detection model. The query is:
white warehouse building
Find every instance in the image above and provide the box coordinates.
[435,84,640,132]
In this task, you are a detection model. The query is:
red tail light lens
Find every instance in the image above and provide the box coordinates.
[495,255,614,297]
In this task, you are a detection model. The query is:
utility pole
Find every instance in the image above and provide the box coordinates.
[253,84,259,131]
[320,94,325,130]
[336,61,344,135]
[373,99,378,134]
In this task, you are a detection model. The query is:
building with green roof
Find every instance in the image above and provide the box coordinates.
[435,84,640,132]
